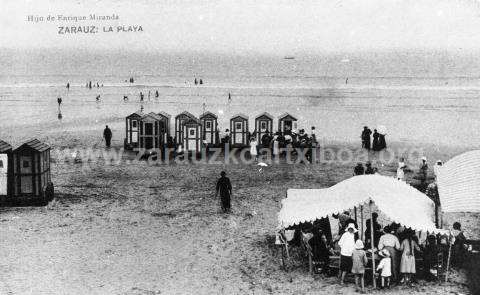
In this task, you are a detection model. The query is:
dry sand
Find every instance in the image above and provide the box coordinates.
[0,127,476,294]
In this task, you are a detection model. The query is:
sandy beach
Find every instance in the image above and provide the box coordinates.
[0,123,476,294]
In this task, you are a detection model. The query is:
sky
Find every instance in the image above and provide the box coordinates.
[2,0,480,54]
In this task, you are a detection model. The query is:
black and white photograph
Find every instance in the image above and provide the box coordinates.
[0,0,480,294]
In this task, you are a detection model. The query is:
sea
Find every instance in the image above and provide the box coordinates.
[1,49,480,148]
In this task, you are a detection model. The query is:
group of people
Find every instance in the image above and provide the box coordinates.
[353,162,378,176]
[300,211,469,292]
[85,81,103,89]
[361,126,387,152]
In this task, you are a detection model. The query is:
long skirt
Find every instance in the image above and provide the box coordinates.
[384,246,399,281]
[221,195,231,211]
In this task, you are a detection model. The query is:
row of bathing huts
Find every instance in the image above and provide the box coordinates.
[0,139,52,205]
[125,111,299,153]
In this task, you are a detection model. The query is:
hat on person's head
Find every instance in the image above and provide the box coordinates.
[346,223,358,233]
[379,249,390,257]
[421,156,427,161]
[436,160,443,165]
[355,240,364,249]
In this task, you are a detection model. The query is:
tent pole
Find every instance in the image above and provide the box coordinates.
[360,205,364,242]
[369,201,376,289]
[354,206,357,224]
[445,231,452,282]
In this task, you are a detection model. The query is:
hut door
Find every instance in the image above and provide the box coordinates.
[0,154,7,195]
[205,120,212,144]
[186,127,197,151]
[234,122,243,144]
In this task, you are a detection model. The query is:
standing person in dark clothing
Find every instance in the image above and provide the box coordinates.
[372,129,380,151]
[361,126,372,150]
[354,163,365,175]
[365,161,374,174]
[103,125,112,148]
[365,212,382,248]
[379,133,387,150]
[216,171,232,213]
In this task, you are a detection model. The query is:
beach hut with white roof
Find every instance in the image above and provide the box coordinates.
[138,112,166,150]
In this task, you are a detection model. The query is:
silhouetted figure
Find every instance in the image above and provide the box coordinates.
[194,78,198,85]
[57,97,62,106]
[103,125,112,147]
[361,126,372,150]
[228,93,231,101]
[199,79,203,85]
[215,171,232,213]
[58,112,63,120]
[88,81,92,89]
[354,163,365,175]
[372,129,380,151]
[66,82,70,90]
[96,95,101,101]
[140,92,144,101]
[155,90,159,98]
[365,162,374,174]
[123,95,128,101]
[378,133,387,150]
[97,82,99,87]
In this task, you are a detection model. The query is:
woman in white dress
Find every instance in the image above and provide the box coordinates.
[249,137,258,162]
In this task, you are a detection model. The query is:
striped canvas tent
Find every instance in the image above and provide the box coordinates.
[437,150,480,213]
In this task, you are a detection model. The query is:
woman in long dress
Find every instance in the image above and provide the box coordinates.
[372,129,380,151]
[249,137,258,162]
[399,230,420,284]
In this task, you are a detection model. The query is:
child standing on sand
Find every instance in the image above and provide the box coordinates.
[351,240,368,293]
[377,249,392,288]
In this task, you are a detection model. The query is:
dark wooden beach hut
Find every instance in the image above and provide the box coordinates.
[182,117,203,153]
[138,112,166,150]
[0,139,13,202]
[124,111,143,150]
[175,111,196,145]
[278,113,298,135]
[255,112,273,143]
[157,111,171,143]
[230,114,249,147]
[199,111,218,146]
[12,139,51,201]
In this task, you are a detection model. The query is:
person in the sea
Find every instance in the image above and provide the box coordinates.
[361,126,372,150]
[140,92,144,101]
[372,129,380,151]
[155,90,159,98]
[215,171,232,213]
[103,125,112,148]
[57,97,62,107]
[66,82,70,90]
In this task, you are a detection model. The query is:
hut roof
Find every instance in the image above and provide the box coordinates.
[278,112,297,121]
[437,150,480,213]
[126,111,144,119]
[141,112,164,121]
[255,112,273,120]
[157,111,171,118]
[231,113,249,120]
[0,139,12,153]
[184,117,202,125]
[176,111,197,119]
[200,111,218,119]
[15,139,50,153]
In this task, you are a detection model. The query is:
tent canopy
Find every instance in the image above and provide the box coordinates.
[437,150,480,213]
[278,175,439,232]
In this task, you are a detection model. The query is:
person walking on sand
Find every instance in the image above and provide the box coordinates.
[215,171,232,213]
[103,125,112,148]
[352,240,368,293]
